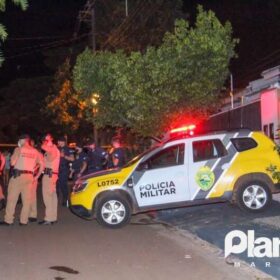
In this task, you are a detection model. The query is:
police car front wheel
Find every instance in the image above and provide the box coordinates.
[96,194,131,228]
[234,180,272,212]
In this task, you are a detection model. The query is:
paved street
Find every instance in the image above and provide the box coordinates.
[157,194,280,279]
[0,189,269,280]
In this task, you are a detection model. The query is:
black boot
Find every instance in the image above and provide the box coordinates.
[0,199,6,211]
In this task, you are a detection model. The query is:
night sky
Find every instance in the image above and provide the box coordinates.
[0,0,86,86]
[1,0,280,89]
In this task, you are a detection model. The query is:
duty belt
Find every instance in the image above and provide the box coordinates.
[12,169,33,178]
[44,168,58,178]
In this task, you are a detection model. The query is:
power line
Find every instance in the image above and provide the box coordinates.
[7,35,70,41]
[232,48,280,86]
[70,0,96,58]
[236,55,280,85]
[72,0,150,53]
[245,48,280,69]
[238,49,280,77]
[109,1,164,50]
[101,0,149,50]
[5,34,88,60]
[6,38,73,52]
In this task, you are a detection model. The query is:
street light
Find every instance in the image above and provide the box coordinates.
[91,93,100,106]
[91,93,100,144]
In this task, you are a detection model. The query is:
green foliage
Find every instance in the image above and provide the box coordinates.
[0,0,28,65]
[10,0,28,10]
[71,6,238,136]
[43,59,93,138]
[0,23,7,41]
[0,0,28,12]
[267,144,280,183]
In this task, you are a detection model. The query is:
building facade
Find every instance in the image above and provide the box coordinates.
[204,65,280,142]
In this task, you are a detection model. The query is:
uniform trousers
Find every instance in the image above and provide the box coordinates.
[5,174,33,224]
[29,179,38,219]
[0,174,5,200]
[42,174,58,222]
[56,170,69,204]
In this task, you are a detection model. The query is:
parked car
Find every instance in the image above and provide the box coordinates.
[70,129,280,228]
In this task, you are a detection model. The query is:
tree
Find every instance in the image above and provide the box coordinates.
[0,0,28,65]
[72,6,237,137]
[41,0,183,74]
[44,59,93,142]
[46,78,86,132]
[267,144,280,183]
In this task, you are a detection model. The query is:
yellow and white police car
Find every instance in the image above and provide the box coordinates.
[70,129,280,228]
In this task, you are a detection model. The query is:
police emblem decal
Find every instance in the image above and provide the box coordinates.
[195,166,215,191]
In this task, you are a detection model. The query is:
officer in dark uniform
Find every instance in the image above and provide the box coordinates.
[109,137,126,168]
[85,140,107,174]
[56,137,74,207]
[71,145,88,180]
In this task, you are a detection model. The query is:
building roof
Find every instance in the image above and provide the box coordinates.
[220,65,280,113]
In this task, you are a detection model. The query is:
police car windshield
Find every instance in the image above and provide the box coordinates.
[123,146,159,168]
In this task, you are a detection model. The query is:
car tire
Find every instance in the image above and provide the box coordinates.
[95,193,131,229]
[233,179,272,212]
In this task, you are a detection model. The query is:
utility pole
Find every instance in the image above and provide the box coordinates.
[125,0,128,17]
[91,2,96,51]
[230,74,234,109]
[90,1,98,144]
[228,74,234,130]
[75,0,99,144]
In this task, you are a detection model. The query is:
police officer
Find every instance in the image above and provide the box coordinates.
[39,134,60,225]
[28,139,43,222]
[85,140,107,174]
[0,135,44,226]
[71,145,87,181]
[57,137,74,207]
[0,151,6,211]
[109,137,126,168]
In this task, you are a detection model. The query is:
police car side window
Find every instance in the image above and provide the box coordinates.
[193,139,227,162]
[231,138,257,152]
[142,144,185,170]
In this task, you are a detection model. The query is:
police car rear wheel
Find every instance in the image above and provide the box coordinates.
[235,180,271,212]
[96,195,131,228]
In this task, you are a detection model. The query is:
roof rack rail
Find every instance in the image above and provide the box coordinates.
[164,128,253,144]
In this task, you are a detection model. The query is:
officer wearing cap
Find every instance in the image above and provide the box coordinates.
[71,145,87,181]
[57,137,74,207]
[85,140,107,174]
[39,133,60,225]
[109,137,126,168]
[0,134,44,226]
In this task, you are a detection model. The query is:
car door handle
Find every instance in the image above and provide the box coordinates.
[127,177,134,188]
[221,163,230,170]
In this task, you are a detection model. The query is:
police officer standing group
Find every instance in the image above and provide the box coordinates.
[40,134,60,225]
[0,135,44,226]
[0,134,126,226]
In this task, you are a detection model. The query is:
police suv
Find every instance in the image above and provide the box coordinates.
[70,129,280,228]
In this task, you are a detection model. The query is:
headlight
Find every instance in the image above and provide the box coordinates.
[72,181,88,193]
